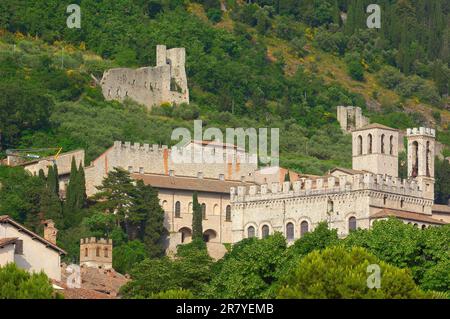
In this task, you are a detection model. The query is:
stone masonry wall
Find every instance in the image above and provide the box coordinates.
[100,45,189,109]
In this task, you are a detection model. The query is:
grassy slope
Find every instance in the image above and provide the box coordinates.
[192,5,450,132]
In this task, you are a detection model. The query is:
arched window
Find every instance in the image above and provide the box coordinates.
[247,226,255,238]
[188,202,193,214]
[201,203,206,220]
[84,248,88,257]
[389,136,394,155]
[367,134,373,154]
[261,225,270,239]
[357,135,363,155]
[412,141,419,177]
[175,201,181,218]
[213,204,220,215]
[349,217,357,231]
[327,198,334,213]
[225,205,231,222]
[300,221,309,237]
[426,141,431,177]
[400,199,404,208]
[421,225,426,230]
[383,195,387,206]
[162,200,168,211]
[286,223,295,241]
[96,247,100,257]
[104,247,108,258]
[381,134,385,153]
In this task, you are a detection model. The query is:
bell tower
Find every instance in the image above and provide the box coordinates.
[352,123,399,177]
[406,127,435,200]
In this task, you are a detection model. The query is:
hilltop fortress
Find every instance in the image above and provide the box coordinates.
[100,45,189,109]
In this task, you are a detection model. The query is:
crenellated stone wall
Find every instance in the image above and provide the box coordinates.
[84,141,258,196]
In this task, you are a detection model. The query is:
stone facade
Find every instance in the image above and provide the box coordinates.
[100,45,189,109]
[352,124,399,177]
[84,141,258,196]
[80,238,113,270]
[230,125,445,243]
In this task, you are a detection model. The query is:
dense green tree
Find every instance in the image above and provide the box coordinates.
[0,263,60,299]
[204,233,287,298]
[435,158,450,205]
[113,240,148,274]
[120,239,213,298]
[277,246,429,299]
[344,218,450,290]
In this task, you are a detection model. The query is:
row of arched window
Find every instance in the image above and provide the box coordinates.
[247,217,358,240]
[357,134,394,155]
[171,201,232,221]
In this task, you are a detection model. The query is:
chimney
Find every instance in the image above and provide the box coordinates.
[43,220,58,245]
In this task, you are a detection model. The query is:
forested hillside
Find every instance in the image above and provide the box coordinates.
[0,0,449,176]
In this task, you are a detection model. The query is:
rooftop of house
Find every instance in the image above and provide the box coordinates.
[352,123,399,133]
[371,208,448,225]
[131,173,253,194]
[0,237,18,248]
[57,265,129,299]
[0,215,66,255]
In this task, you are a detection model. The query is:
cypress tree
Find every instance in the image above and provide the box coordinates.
[38,169,46,181]
[64,157,78,223]
[47,165,55,193]
[77,162,86,209]
[192,192,203,240]
[53,164,59,196]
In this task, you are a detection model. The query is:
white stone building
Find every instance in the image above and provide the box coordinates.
[0,216,66,281]
[230,125,447,243]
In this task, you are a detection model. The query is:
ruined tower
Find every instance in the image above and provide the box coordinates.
[352,123,399,177]
[100,45,189,109]
[80,238,113,270]
[407,127,435,200]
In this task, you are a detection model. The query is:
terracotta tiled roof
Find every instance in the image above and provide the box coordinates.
[59,265,129,298]
[0,237,18,248]
[0,215,66,254]
[352,123,398,132]
[432,204,450,214]
[371,209,447,225]
[131,173,253,194]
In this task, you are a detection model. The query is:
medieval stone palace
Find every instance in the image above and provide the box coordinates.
[230,124,447,243]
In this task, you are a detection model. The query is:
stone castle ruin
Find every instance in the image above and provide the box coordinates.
[337,106,370,132]
[100,45,189,109]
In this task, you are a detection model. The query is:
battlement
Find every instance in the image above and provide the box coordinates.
[407,127,436,138]
[230,173,423,202]
[80,237,112,245]
[113,141,258,164]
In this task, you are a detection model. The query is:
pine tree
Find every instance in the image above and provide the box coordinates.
[133,181,167,257]
[192,192,203,241]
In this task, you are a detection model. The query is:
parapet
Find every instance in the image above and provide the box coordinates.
[407,127,436,138]
[112,141,258,165]
[80,237,112,245]
[230,173,422,202]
